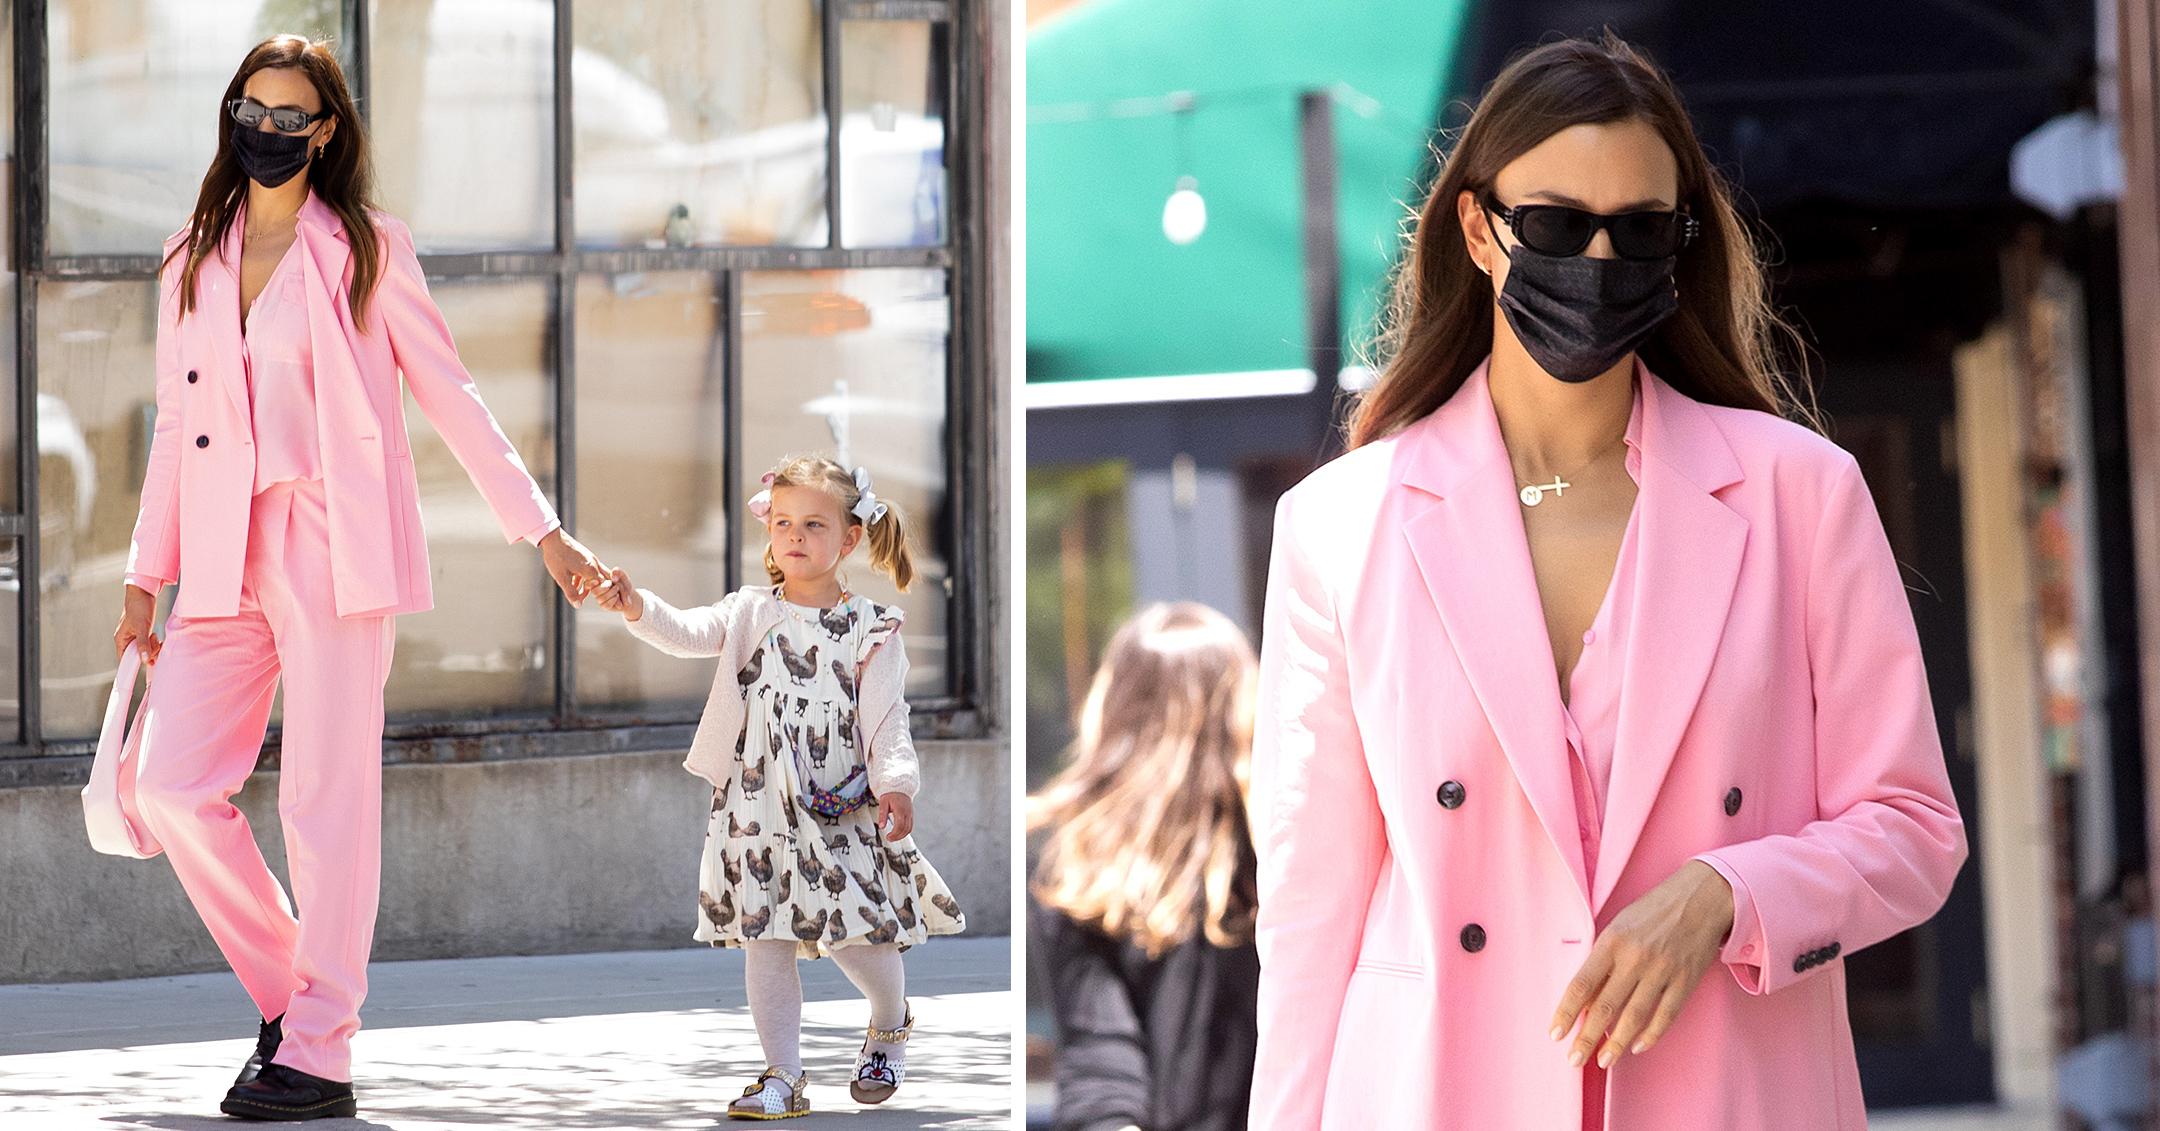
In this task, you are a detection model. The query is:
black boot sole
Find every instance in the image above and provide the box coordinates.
[218,1092,358,1121]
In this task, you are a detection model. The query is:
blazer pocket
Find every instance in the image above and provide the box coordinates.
[1352,956,1426,980]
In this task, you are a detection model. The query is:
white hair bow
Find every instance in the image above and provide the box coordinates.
[851,466,889,525]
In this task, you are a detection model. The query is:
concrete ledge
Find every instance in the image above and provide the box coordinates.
[1,739,1009,984]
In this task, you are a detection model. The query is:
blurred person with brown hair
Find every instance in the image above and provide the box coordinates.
[1028,602,1262,1131]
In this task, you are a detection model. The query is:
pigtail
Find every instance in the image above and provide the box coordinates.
[864,504,915,592]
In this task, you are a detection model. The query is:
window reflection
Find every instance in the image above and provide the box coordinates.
[34,278,156,737]
[572,0,828,248]
[571,270,729,713]
[390,277,558,720]
[370,0,556,252]
[839,19,946,248]
[739,268,949,696]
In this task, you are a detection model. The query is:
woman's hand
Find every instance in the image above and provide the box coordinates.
[593,567,644,620]
[876,793,914,840]
[538,528,606,606]
[1552,859,1734,1068]
[115,583,163,666]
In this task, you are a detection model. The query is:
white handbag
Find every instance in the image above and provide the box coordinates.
[80,641,164,859]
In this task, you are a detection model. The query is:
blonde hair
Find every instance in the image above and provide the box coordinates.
[1027,602,1259,956]
[758,454,915,591]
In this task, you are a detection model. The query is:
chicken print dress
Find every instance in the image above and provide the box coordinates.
[694,588,967,958]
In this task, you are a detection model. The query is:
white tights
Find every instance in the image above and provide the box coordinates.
[743,940,908,1074]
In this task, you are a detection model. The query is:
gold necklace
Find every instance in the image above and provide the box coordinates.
[1517,431,1626,507]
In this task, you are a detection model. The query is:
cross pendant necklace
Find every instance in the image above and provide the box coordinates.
[1518,477,1569,507]
[1518,431,1624,508]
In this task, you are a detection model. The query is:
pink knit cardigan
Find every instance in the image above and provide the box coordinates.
[623,584,921,797]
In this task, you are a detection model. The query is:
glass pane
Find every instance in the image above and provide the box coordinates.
[739,268,949,697]
[572,0,827,249]
[839,20,946,248]
[387,277,557,721]
[34,279,158,738]
[46,1,344,256]
[369,0,555,252]
[1024,460,1133,788]
[571,270,728,713]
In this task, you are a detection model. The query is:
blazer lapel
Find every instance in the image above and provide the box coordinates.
[1591,361,1748,915]
[203,206,252,423]
[1400,360,1590,906]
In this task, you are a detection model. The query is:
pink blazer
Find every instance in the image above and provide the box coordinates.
[125,186,558,619]
[1247,358,1968,1130]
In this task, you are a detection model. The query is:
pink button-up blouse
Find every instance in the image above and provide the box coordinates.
[1564,374,1766,1130]
[240,237,323,493]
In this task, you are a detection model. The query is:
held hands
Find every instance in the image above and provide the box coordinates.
[539,528,608,606]
[876,792,914,840]
[1551,859,1734,1069]
[114,583,163,666]
[592,567,644,620]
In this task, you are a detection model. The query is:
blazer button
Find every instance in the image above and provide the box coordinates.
[1724,787,1743,816]
[1436,780,1466,809]
[1459,923,1486,953]
[186,369,198,384]
[195,435,210,448]
[1826,941,1841,959]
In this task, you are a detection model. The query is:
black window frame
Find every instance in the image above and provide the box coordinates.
[1,0,994,788]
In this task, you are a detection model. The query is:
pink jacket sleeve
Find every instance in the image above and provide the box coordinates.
[124,240,189,594]
[374,216,558,544]
[1246,488,1387,1129]
[1695,453,1968,995]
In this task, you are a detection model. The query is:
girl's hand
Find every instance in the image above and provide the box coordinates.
[876,792,914,840]
[594,567,643,620]
[114,583,163,666]
[539,528,607,606]
[1551,859,1734,1069]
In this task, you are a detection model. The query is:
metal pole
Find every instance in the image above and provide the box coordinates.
[1299,87,1341,464]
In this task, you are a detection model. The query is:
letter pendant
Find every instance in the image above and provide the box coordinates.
[1519,476,1568,507]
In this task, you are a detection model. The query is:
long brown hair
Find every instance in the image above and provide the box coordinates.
[758,454,917,592]
[1027,603,1259,956]
[1348,32,1819,447]
[159,35,385,333]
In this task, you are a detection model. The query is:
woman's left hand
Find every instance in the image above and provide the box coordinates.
[1552,859,1734,1068]
[876,793,914,840]
[539,528,606,606]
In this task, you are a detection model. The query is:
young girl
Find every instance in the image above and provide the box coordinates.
[595,454,966,1120]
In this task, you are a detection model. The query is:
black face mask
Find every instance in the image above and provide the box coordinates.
[1493,239,1679,384]
[231,126,315,189]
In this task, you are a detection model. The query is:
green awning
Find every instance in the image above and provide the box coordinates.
[1025,1,1470,387]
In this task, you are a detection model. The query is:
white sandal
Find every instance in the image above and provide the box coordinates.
[727,1064,809,1120]
[850,1004,913,1104]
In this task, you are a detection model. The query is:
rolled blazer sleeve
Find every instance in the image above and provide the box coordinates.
[1246,488,1386,1129]
[124,240,189,594]
[1696,453,1968,995]
[375,216,558,544]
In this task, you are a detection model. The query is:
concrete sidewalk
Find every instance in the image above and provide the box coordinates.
[0,937,1013,1129]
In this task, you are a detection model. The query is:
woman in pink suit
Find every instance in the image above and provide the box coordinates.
[1246,35,1969,1130]
[107,37,606,1121]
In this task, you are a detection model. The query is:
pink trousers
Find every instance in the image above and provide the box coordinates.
[133,476,397,1081]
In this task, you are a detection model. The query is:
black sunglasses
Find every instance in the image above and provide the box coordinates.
[227,97,330,135]
[1480,191,1699,261]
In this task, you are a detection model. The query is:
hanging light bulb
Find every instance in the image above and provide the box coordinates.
[1163,93,1205,245]
[1163,175,1207,245]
